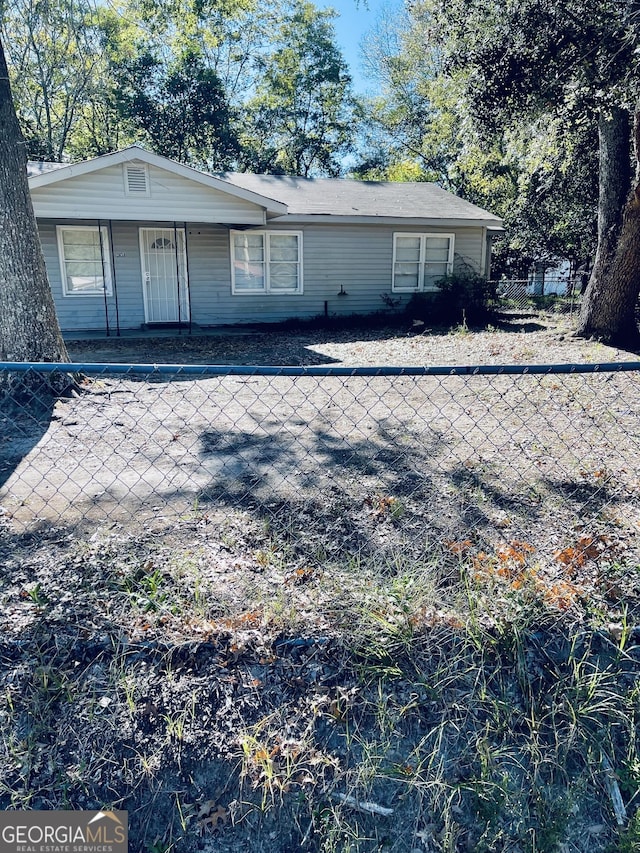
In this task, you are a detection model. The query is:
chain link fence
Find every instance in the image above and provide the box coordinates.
[1,361,640,570]
[493,274,580,312]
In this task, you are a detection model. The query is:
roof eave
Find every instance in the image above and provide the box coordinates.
[268,214,504,228]
[27,145,288,216]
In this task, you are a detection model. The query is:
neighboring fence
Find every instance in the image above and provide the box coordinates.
[1,362,640,570]
[493,274,580,310]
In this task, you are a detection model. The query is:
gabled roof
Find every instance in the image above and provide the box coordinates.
[27,146,288,215]
[25,145,502,228]
[217,172,503,227]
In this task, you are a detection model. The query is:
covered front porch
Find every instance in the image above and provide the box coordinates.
[64,221,194,338]
[37,218,239,336]
[28,146,288,335]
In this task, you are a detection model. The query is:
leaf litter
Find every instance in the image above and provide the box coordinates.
[1,315,640,851]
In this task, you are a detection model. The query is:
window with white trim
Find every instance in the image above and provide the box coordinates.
[392,233,454,292]
[57,226,112,296]
[231,231,303,294]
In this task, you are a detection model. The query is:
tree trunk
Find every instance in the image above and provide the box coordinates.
[0,36,68,363]
[582,102,640,346]
[598,183,640,345]
[577,106,634,343]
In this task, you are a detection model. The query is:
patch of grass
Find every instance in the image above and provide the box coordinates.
[613,810,640,852]
[1,517,638,852]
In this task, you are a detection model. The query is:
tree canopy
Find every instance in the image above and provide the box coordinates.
[356,0,604,273]
[239,0,359,176]
[356,0,640,341]
[1,0,361,176]
[5,0,640,342]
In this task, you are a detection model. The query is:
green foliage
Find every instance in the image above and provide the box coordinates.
[405,271,497,326]
[66,6,152,158]
[354,11,460,186]
[3,0,359,175]
[1,0,109,160]
[351,156,429,183]
[356,0,609,270]
[434,0,634,124]
[239,0,360,176]
[427,0,628,274]
[114,49,239,169]
[613,810,640,853]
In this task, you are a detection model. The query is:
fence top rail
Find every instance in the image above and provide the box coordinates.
[2,361,640,377]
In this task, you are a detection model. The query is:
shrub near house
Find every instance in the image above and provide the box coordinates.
[406,271,498,326]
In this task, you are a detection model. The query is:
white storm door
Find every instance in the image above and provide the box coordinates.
[140,227,190,323]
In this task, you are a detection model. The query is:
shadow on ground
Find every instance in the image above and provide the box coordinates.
[0,383,58,491]
[66,331,344,367]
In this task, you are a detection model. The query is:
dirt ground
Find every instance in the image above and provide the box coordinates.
[3,311,640,557]
[64,311,632,367]
[1,312,640,852]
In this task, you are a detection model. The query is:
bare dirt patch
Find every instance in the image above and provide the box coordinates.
[4,313,640,564]
[1,314,640,853]
[65,312,632,367]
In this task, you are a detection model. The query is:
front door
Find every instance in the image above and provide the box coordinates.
[140,227,190,324]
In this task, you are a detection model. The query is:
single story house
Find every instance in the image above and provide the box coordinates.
[27,145,503,334]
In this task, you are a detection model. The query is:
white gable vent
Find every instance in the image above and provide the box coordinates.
[124,162,150,196]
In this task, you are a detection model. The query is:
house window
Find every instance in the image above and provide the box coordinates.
[392,233,454,292]
[56,226,112,296]
[231,231,303,294]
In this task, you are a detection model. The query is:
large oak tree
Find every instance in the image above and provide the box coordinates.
[583,99,640,342]
[394,0,639,344]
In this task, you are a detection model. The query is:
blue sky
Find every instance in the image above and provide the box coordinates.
[320,0,399,94]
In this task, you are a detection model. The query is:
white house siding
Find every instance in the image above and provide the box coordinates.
[39,219,487,332]
[200,222,487,325]
[40,219,187,331]
[30,163,266,225]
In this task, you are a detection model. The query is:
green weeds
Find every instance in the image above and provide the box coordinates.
[1,522,639,853]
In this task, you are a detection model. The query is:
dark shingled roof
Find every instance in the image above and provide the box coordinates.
[217,173,500,222]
